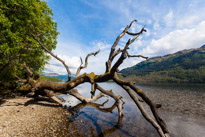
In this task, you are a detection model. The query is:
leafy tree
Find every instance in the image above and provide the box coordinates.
[0,0,58,82]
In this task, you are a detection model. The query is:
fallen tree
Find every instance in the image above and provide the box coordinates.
[16,20,169,137]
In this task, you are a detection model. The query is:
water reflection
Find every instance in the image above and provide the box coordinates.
[61,99,158,137]
[56,83,205,137]
[67,101,125,137]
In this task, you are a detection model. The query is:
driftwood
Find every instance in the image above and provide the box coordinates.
[17,20,169,137]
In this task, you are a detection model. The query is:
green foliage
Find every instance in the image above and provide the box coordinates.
[121,48,205,83]
[42,74,74,82]
[0,81,18,96]
[0,0,59,82]
[40,75,62,82]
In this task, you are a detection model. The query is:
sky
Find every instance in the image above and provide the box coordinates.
[45,0,205,75]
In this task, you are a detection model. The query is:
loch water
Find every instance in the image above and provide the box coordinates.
[57,83,205,137]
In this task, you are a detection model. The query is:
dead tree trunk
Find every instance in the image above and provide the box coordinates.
[16,20,170,137]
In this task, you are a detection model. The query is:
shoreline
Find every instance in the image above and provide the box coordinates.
[0,83,204,137]
[0,97,68,137]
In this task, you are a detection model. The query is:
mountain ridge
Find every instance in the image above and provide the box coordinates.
[120,45,205,83]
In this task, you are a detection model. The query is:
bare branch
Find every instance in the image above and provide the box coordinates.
[111,48,123,61]
[90,81,96,98]
[126,26,147,36]
[44,89,63,105]
[17,20,170,137]
[80,57,83,66]
[118,85,166,137]
[110,27,146,74]
[14,75,27,83]
[127,52,148,59]
[68,100,120,116]
[51,96,64,105]
[75,50,100,77]
[128,19,137,28]
[23,62,33,78]
[130,27,146,44]
[113,74,169,134]
[66,88,106,103]
[106,19,137,72]
[31,34,72,81]
[96,84,123,117]
[110,39,130,74]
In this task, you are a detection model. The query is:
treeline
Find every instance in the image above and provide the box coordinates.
[123,66,205,83]
[40,76,62,82]
[120,46,205,83]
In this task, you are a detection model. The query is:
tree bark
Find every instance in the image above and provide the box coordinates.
[17,19,170,137]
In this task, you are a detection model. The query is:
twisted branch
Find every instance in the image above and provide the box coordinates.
[75,50,100,77]
[31,34,72,81]
[96,84,123,117]
[127,52,148,59]
[17,20,170,137]
[106,19,137,72]
[113,74,169,135]
[110,28,146,74]
[66,88,106,103]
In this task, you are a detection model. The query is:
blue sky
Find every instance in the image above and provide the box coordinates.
[45,0,205,75]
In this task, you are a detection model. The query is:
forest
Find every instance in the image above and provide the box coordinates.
[120,46,205,83]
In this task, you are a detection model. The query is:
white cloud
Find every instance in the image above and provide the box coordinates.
[141,20,205,57]
[164,10,174,27]
[45,41,112,75]
[134,40,143,47]
[45,55,81,75]
[177,15,199,28]
[45,39,146,75]
[46,18,205,75]
[45,0,205,74]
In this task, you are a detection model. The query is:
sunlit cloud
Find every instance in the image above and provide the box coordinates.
[45,55,81,75]
[140,21,205,57]
[177,16,199,28]
[45,0,205,74]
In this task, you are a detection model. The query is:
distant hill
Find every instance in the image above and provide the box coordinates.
[40,75,62,82]
[120,45,205,83]
[201,44,205,48]
[42,73,59,77]
[41,73,74,82]
[53,74,74,82]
